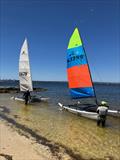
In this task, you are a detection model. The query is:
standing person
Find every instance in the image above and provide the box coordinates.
[23,90,31,105]
[97,101,109,127]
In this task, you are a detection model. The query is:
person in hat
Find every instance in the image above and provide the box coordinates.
[96,101,109,127]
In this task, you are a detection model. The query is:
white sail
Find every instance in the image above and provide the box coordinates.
[19,38,33,91]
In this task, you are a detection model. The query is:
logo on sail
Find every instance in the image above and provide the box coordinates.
[19,72,27,76]
[22,51,25,54]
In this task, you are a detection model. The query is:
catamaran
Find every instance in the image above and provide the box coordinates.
[58,28,119,119]
[11,38,49,103]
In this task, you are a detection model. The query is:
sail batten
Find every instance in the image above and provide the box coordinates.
[19,38,33,91]
[67,28,95,99]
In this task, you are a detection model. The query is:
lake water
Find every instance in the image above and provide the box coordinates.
[0,81,120,159]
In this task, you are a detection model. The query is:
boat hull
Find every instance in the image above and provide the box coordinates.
[58,103,120,119]
[11,96,49,103]
[58,102,98,120]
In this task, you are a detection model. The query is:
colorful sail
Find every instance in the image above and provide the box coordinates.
[19,38,33,91]
[67,28,95,98]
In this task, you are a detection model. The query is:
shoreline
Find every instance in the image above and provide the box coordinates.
[0,106,117,160]
[0,120,55,160]
[0,110,83,160]
[0,79,120,84]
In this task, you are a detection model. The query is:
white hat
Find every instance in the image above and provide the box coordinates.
[101,101,107,105]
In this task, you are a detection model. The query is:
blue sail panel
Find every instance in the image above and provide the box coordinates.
[70,87,95,99]
[67,46,87,69]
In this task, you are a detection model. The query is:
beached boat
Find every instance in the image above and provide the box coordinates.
[58,28,119,119]
[11,38,49,103]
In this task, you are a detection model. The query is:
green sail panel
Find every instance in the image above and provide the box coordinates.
[67,28,82,49]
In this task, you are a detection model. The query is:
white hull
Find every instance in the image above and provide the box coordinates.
[58,103,98,120]
[58,103,120,119]
[11,96,49,103]
[107,109,120,117]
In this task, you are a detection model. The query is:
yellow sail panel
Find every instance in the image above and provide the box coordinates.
[67,28,82,49]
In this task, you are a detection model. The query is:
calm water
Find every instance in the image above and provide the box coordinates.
[0,81,120,159]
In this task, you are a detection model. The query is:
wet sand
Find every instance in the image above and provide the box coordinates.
[0,120,55,160]
[0,110,82,160]
[0,105,119,160]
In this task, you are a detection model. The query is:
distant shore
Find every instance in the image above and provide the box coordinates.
[0,79,120,84]
[0,87,47,93]
[0,80,120,93]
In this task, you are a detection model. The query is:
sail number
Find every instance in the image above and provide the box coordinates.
[67,55,84,63]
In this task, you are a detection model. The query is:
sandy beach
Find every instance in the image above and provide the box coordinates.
[0,106,119,160]
[0,105,73,160]
[0,104,84,160]
[0,118,75,160]
[0,120,57,160]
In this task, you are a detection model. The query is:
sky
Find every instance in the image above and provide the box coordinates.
[0,0,120,82]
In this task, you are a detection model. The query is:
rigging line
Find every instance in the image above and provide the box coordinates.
[89,59,103,83]
[79,32,98,105]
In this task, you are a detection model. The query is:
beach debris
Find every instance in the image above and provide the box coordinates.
[0,153,12,160]
[0,106,10,114]
[0,113,85,160]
